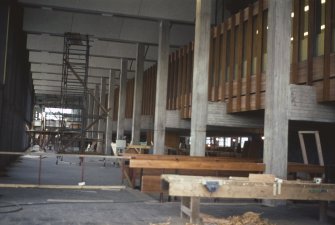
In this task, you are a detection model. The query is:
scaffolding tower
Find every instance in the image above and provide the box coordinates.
[60,33,90,153]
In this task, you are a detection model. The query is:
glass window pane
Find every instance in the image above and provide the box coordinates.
[314,0,325,56]
[299,0,309,61]
[332,0,335,52]
[262,10,268,72]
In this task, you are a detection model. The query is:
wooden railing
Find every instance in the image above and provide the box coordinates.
[113,0,335,120]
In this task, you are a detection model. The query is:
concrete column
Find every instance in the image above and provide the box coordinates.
[105,71,115,155]
[97,77,107,154]
[92,84,100,139]
[153,20,170,154]
[190,0,211,156]
[117,59,128,140]
[263,0,291,179]
[87,93,94,139]
[131,43,145,145]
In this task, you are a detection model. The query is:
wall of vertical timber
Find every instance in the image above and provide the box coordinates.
[0,1,34,170]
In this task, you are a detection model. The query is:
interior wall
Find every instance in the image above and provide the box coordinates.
[0,1,34,169]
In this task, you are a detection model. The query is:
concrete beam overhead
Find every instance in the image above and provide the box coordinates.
[19,0,196,23]
[23,8,194,46]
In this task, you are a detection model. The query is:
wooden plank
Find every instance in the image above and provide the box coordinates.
[219,22,227,101]
[255,0,264,109]
[173,52,179,109]
[228,16,236,113]
[314,131,325,166]
[291,0,300,84]
[245,5,253,110]
[249,173,275,182]
[307,0,315,85]
[208,28,215,101]
[287,163,324,174]
[176,49,183,109]
[298,132,309,164]
[236,11,244,112]
[184,43,192,118]
[0,183,125,190]
[213,26,221,101]
[323,0,332,101]
[181,46,188,117]
[125,154,261,162]
[153,65,157,115]
[166,55,172,109]
[161,174,335,201]
[130,159,265,172]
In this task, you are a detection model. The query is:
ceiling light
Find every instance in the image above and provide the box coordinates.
[304,31,308,37]
[290,37,294,41]
[304,5,309,12]
[291,12,294,18]
[320,24,325,30]
[321,0,326,4]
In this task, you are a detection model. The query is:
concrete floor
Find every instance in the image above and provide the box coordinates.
[0,154,334,225]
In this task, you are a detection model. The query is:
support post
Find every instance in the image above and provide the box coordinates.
[180,197,201,224]
[97,77,107,153]
[117,59,128,140]
[263,0,291,205]
[153,20,170,154]
[190,0,211,156]
[87,93,94,139]
[131,43,145,145]
[92,84,100,139]
[105,71,115,155]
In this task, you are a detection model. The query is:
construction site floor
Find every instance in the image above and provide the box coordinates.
[0,153,334,225]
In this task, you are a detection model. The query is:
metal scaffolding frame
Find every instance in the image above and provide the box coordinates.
[59,33,90,153]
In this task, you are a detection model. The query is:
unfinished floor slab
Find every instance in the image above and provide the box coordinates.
[0,154,333,225]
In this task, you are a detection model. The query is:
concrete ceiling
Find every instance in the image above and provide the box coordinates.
[19,0,198,103]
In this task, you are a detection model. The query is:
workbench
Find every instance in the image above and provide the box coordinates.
[161,174,335,224]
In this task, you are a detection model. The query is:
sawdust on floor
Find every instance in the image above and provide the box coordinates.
[150,212,275,225]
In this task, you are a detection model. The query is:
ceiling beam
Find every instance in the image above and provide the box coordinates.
[19,0,196,24]
[23,8,195,46]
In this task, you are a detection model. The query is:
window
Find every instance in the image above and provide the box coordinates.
[262,10,268,72]
[299,0,309,61]
[225,30,231,81]
[251,15,258,75]
[314,0,326,56]
[234,25,239,80]
[332,0,335,52]
[242,21,248,78]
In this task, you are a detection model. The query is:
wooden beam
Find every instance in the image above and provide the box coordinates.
[219,22,227,102]
[130,159,265,172]
[245,6,253,110]
[161,174,335,201]
[228,16,236,113]
[236,11,244,112]
[307,0,315,85]
[213,26,221,101]
[323,0,332,101]
[208,28,215,101]
[0,183,125,190]
[255,0,264,110]
[125,154,261,162]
